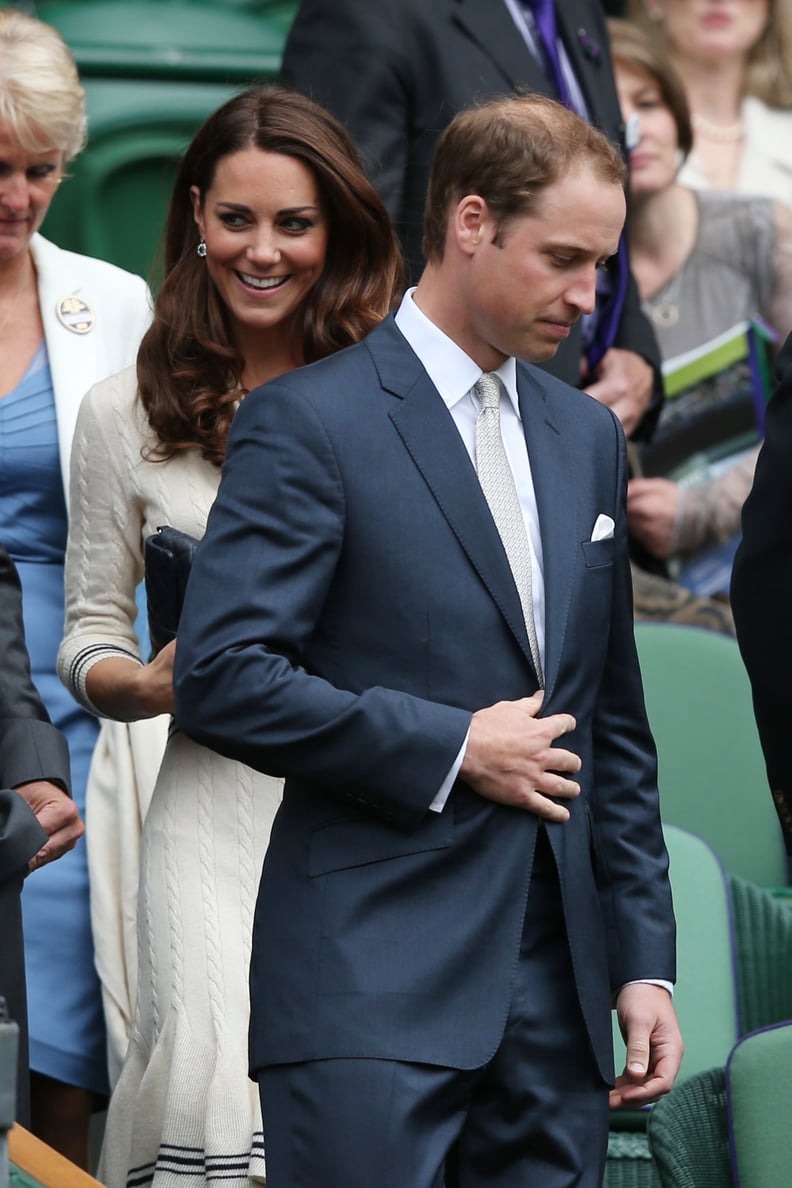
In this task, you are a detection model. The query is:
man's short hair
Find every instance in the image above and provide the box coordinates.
[423,92,627,262]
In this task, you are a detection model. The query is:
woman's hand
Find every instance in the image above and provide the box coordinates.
[627,478,681,559]
[84,640,177,720]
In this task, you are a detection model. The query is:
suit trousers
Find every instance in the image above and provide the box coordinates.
[257,829,610,1187]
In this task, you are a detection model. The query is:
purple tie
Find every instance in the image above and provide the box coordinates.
[525,0,572,108]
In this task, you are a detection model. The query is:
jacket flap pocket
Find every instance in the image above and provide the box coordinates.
[580,537,615,569]
[309,806,453,877]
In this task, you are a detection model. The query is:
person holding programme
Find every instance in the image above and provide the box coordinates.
[731,337,792,854]
[58,86,402,1187]
[608,18,792,626]
[175,93,682,1188]
[628,0,792,202]
[0,8,153,1167]
[280,0,664,441]
[0,543,80,1130]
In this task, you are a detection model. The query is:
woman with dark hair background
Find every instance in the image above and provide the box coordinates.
[58,85,402,1187]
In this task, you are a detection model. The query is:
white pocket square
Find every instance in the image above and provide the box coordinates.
[590,514,615,542]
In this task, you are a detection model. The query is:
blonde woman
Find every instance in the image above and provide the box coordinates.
[0,8,156,1166]
[629,0,792,200]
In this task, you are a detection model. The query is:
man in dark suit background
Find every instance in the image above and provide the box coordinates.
[0,545,80,1127]
[731,334,792,854]
[174,93,681,1188]
[280,0,661,439]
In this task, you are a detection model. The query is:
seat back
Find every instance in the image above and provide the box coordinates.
[613,825,739,1092]
[634,623,788,887]
[726,1022,792,1188]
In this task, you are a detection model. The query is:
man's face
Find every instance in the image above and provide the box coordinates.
[456,163,626,371]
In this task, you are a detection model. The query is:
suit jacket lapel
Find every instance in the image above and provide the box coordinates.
[453,0,548,96]
[369,321,539,674]
[555,1,624,143]
[517,367,577,697]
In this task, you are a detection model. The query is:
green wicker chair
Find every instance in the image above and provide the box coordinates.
[728,874,792,1035]
[648,1067,732,1188]
[647,881,792,1186]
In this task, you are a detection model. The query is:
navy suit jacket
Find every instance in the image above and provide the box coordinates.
[174,317,675,1085]
[280,0,661,418]
[0,544,71,1125]
[732,332,792,852]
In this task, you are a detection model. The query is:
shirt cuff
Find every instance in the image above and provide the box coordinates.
[617,979,674,999]
[428,730,469,812]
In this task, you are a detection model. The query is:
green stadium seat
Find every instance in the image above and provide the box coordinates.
[634,623,788,888]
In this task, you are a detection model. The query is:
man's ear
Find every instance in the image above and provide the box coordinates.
[454,194,491,255]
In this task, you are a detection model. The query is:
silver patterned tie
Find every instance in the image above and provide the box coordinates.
[474,372,544,687]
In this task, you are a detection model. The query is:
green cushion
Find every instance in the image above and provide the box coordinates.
[727,1023,792,1188]
[634,624,788,887]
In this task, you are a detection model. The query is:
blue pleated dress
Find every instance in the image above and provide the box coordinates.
[0,342,108,1096]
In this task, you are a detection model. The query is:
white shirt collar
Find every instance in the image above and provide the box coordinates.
[394,288,521,419]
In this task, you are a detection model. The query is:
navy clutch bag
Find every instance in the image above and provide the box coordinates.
[144,525,200,656]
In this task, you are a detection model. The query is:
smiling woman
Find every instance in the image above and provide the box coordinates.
[57,85,402,1188]
[190,149,329,381]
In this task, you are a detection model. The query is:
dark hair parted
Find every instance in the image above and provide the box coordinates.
[423,92,627,263]
[607,19,694,160]
[137,86,403,465]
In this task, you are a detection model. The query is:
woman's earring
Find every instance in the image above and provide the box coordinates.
[197,239,207,258]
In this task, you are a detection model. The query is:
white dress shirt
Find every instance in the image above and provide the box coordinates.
[394,293,673,999]
[395,288,545,811]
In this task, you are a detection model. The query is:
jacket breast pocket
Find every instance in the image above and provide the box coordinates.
[309,805,453,877]
[580,537,615,569]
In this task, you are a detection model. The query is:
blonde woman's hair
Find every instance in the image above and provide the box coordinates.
[627,0,792,108]
[0,8,86,160]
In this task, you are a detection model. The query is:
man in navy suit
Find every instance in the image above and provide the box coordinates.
[280,0,662,439]
[0,545,79,1126]
[731,333,792,854]
[174,94,681,1188]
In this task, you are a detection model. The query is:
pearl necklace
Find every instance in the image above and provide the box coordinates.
[691,112,745,143]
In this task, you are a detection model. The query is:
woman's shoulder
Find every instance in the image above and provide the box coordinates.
[743,96,792,138]
[80,364,148,439]
[740,98,792,192]
[693,189,776,260]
